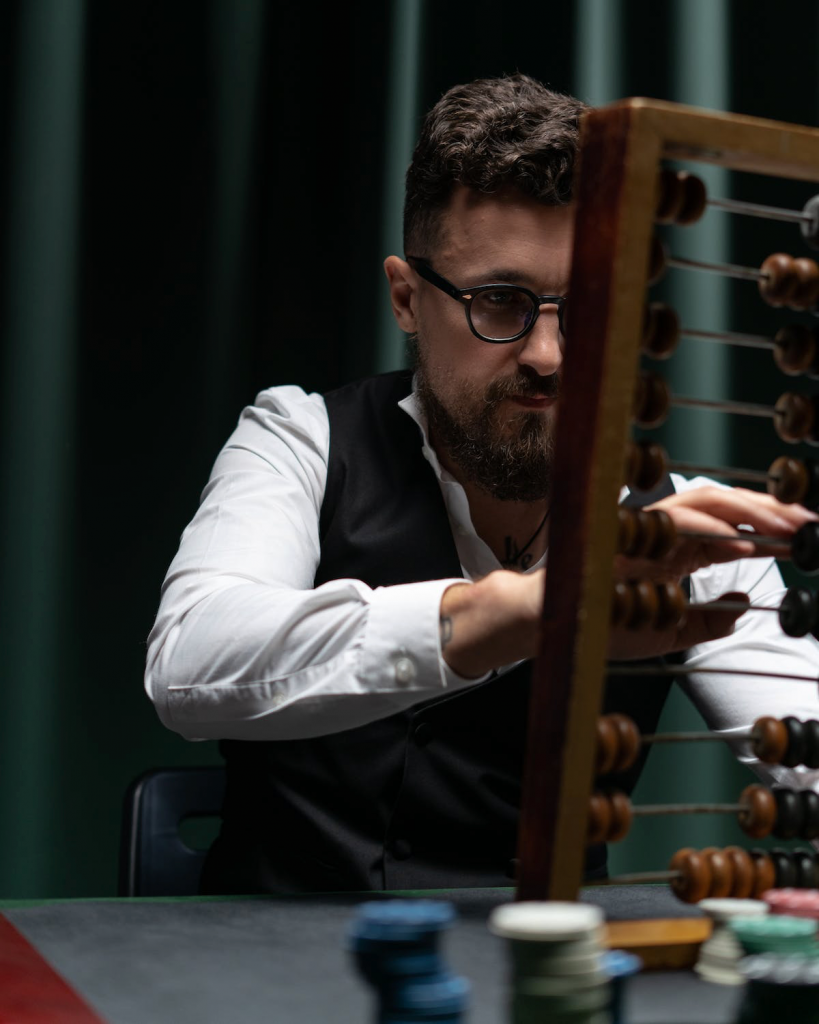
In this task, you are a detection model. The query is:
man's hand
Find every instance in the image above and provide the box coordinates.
[616,487,818,582]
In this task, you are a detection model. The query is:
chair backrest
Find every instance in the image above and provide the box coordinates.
[119,767,226,897]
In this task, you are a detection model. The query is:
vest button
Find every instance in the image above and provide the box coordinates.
[413,721,433,747]
[391,839,412,860]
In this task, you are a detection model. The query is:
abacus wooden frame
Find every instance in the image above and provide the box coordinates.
[516,98,819,902]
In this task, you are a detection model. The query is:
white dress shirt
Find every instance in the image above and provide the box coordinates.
[145,384,819,788]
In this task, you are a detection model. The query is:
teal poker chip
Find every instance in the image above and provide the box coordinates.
[730,915,819,956]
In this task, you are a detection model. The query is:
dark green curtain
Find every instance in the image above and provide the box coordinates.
[2,0,819,897]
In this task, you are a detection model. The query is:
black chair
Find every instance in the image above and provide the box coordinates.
[119,766,226,897]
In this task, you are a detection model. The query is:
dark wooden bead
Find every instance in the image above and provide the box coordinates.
[595,716,618,776]
[655,168,686,224]
[749,849,776,898]
[803,719,819,770]
[701,847,732,898]
[772,787,804,839]
[633,371,671,428]
[773,392,815,444]
[676,172,707,225]
[789,258,819,310]
[641,302,680,359]
[723,845,755,898]
[800,790,819,841]
[800,195,819,250]
[617,507,638,557]
[587,791,612,845]
[647,236,668,286]
[770,847,798,889]
[781,716,807,768]
[669,847,712,903]
[622,510,677,559]
[773,324,817,376]
[628,510,659,558]
[739,784,776,839]
[793,848,819,888]
[767,456,810,505]
[626,580,660,630]
[646,510,677,558]
[778,587,818,638]
[759,253,798,306]
[792,522,819,575]
[611,581,634,628]
[654,581,687,631]
[608,791,633,842]
[750,716,789,764]
[609,713,641,773]
[625,441,667,493]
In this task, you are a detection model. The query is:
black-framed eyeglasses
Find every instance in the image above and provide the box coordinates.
[406,256,567,344]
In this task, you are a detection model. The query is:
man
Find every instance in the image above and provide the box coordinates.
[145,74,819,894]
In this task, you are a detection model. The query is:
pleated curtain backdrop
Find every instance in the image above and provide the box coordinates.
[1,0,818,896]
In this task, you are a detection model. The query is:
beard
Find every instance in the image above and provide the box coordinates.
[412,337,558,502]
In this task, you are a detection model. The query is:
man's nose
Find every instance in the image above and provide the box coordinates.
[516,305,563,376]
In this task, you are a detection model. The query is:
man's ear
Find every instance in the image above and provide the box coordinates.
[383,256,419,333]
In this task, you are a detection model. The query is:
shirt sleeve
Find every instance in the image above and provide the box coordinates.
[144,386,480,742]
[671,476,819,792]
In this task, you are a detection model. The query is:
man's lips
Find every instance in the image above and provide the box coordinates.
[509,394,558,408]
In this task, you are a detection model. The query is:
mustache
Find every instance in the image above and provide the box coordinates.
[486,369,561,404]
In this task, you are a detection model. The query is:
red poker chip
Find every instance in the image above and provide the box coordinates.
[763,888,819,918]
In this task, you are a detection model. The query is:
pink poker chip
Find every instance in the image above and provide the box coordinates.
[763,889,819,918]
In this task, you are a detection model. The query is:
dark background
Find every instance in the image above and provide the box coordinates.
[2,0,819,897]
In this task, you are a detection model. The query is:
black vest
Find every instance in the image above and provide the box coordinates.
[201,371,674,895]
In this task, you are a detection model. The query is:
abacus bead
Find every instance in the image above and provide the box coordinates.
[773,324,817,376]
[803,719,819,770]
[739,784,776,839]
[767,456,810,504]
[772,787,804,840]
[648,236,668,286]
[800,790,819,841]
[778,587,817,637]
[751,716,789,765]
[781,716,807,768]
[610,713,642,774]
[654,580,687,631]
[595,716,618,776]
[669,848,712,904]
[724,846,755,899]
[800,194,819,250]
[646,509,677,558]
[701,847,732,898]
[608,791,633,842]
[628,510,660,558]
[759,253,798,306]
[617,507,638,557]
[793,848,819,888]
[611,581,634,628]
[792,522,819,575]
[770,848,798,889]
[655,169,686,224]
[749,849,776,898]
[676,172,707,225]
[627,580,660,630]
[641,302,681,359]
[626,441,667,492]
[789,258,819,310]
[588,792,612,845]
[633,372,670,429]
[774,392,815,443]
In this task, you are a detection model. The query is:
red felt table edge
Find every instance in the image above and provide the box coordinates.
[0,913,107,1023]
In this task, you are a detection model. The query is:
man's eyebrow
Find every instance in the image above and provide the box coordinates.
[471,267,567,291]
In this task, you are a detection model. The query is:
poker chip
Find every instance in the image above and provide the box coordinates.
[488,901,604,941]
[764,888,819,919]
[695,898,769,985]
[602,951,642,1024]
[736,954,819,1022]
[730,914,819,957]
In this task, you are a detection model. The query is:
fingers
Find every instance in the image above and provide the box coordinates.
[647,486,818,537]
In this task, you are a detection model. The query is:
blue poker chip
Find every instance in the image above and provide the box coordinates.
[383,973,471,1015]
[353,948,442,982]
[602,949,642,979]
[348,900,456,944]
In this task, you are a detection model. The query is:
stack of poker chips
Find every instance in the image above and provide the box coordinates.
[347,900,470,1023]
[488,901,612,1024]
[735,954,819,1022]
[694,898,769,985]
[730,913,819,958]
[764,888,819,920]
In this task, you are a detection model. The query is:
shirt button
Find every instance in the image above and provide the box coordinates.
[391,839,412,860]
[413,721,433,747]
[394,656,416,684]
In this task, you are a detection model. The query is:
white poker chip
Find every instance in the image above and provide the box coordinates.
[699,898,769,921]
[489,901,604,941]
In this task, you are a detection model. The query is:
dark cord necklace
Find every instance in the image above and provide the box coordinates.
[500,505,552,570]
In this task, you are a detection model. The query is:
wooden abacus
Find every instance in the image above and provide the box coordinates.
[516,99,819,904]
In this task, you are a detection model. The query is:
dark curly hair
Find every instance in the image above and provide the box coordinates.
[404,74,587,255]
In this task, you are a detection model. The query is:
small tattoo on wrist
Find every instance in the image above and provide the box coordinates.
[440,614,453,649]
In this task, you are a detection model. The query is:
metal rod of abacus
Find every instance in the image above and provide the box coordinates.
[633,802,744,816]
[592,871,678,887]
[607,664,819,683]
[670,394,776,419]
[707,196,814,227]
[641,729,739,744]
[682,326,774,351]
[667,254,767,283]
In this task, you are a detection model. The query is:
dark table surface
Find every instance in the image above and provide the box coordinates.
[1,886,743,1024]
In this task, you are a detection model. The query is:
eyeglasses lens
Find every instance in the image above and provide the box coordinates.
[470,289,535,341]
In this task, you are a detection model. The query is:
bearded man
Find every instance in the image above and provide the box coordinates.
[145,74,819,895]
